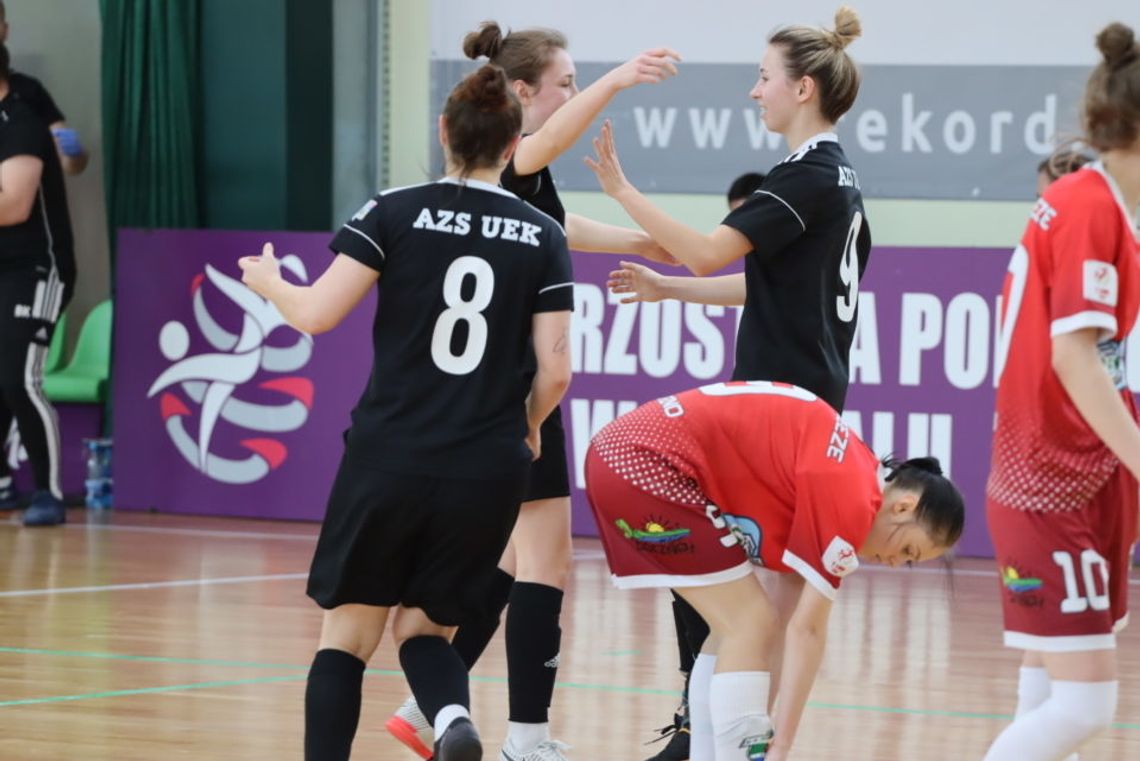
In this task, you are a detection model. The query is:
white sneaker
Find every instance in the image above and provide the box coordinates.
[385,696,434,760]
[499,738,571,761]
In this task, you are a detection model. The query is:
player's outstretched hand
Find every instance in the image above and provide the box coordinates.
[603,47,682,90]
[607,260,667,304]
[238,242,282,297]
[633,235,679,266]
[584,120,633,198]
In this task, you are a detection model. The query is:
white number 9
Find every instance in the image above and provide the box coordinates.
[837,211,863,323]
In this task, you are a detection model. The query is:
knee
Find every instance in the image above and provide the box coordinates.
[514,535,572,588]
[1052,680,1118,739]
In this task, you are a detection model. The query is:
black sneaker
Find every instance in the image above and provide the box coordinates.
[0,483,18,510]
[644,713,690,761]
[434,717,482,761]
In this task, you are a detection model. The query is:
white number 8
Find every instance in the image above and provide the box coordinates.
[836,211,863,323]
[431,256,495,375]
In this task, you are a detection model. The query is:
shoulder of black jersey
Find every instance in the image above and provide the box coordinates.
[7,71,45,91]
[514,198,566,239]
[378,180,439,198]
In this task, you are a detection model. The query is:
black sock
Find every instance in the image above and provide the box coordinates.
[675,594,710,658]
[453,567,514,670]
[304,649,365,761]
[506,581,564,723]
[399,635,470,727]
[670,591,695,675]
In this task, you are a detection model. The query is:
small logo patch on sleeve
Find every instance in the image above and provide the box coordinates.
[351,199,378,222]
[1083,260,1118,307]
[822,536,859,578]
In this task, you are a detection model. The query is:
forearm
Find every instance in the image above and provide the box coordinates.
[526,371,570,431]
[0,193,32,225]
[659,273,746,306]
[771,625,826,752]
[1053,344,1140,477]
[611,187,721,275]
[261,277,324,334]
[565,212,645,254]
[521,78,622,171]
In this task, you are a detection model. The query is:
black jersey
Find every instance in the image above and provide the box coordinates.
[329,177,573,478]
[0,95,74,279]
[722,133,871,411]
[8,72,65,126]
[500,150,566,227]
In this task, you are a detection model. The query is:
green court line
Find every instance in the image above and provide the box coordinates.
[1,646,1137,731]
[0,675,307,707]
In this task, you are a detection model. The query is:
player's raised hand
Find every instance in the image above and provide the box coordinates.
[603,47,682,89]
[607,260,668,304]
[238,242,282,297]
[584,120,633,198]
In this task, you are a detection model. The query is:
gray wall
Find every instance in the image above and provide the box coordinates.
[5,0,109,349]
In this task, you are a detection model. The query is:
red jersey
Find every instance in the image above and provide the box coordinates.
[988,164,1140,512]
[590,381,882,599]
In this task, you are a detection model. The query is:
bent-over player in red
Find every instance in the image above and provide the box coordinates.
[586,381,964,761]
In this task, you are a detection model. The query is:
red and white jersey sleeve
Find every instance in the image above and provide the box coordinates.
[782,414,882,599]
[988,164,1140,512]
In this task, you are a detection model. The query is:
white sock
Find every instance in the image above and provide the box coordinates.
[688,653,716,761]
[433,704,470,741]
[1015,667,1079,761]
[709,671,772,761]
[506,721,549,753]
[984,680,1117,761]
[0,476,11,489]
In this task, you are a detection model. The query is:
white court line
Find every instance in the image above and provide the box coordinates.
[0,573,308,598]
[67,523,319,542]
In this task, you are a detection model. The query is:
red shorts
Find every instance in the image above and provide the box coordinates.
[987,465,1137,652]
[585,444,753,589]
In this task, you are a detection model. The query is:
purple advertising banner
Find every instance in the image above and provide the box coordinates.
[114,229,375,521]
[114,231,1138,559]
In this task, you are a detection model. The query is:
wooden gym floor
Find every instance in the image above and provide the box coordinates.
[1,510,1137,760]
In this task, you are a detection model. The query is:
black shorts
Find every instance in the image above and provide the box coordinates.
[307,457,529,626]
[525,405,571,502]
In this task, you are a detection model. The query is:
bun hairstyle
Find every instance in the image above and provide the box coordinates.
[1082,22,1140,152]
[1037,140,1094,183]
[768,6,863,123]
[881,456,965,547]
[463,20,567,89]
[830,6,863,51]
[443,64,523,174]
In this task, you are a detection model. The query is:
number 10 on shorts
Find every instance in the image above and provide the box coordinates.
[1053,549,1110,614]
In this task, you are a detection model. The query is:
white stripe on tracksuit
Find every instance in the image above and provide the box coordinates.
[22,340,61,499]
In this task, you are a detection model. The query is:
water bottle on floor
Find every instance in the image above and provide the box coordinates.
[83,438,113,510]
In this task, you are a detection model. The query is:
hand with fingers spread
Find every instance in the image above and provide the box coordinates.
[631,234,679,266]
[600,47,682,90]
[607,260,668,304]
[584,120,634,199]
[238,242,282,298]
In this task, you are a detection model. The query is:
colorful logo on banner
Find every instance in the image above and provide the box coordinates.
[146,259,315,485]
